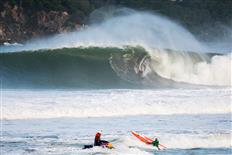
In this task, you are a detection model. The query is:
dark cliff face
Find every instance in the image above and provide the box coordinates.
[0,3,83,44]
[0,0,231,45]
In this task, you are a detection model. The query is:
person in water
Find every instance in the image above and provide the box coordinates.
[152,138,160,150]
[83,132,113,149]
[94,132,111,147]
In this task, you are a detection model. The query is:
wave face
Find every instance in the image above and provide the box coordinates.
[0,47,135,88]
[0,46,231,88]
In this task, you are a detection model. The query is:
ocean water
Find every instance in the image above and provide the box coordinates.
[1,8,231,155]
[1,88,231,155]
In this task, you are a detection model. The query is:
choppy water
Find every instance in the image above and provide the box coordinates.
[1,88,231,154]
[1,114,231,155]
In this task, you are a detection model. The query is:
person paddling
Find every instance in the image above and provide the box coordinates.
[152,138,160,150]
[131,131,166,150]
[94,132,108,147]
[83,132,113,149]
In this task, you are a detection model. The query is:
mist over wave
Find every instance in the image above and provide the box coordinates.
[1,8,208,52]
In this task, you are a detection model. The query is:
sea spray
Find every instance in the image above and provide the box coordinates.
[1,9,207,53]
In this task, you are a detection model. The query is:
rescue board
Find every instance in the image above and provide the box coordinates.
[131,131,167,149]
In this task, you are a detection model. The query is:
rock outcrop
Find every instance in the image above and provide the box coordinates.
[0,3,82,44]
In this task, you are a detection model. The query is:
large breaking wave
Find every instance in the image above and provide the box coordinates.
[0,46,230,88]
[0,8,231,88]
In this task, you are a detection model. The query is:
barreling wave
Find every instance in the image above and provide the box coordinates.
[0,46,230,88]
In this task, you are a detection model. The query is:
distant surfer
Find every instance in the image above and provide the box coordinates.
[83,132,113,149]
[137,69,143,77]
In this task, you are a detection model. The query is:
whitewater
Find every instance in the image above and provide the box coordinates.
[1,88,231,120]
[1,8,231,155]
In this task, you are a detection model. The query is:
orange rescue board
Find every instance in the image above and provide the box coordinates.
[131,131,167,149]
[131,131,153,144]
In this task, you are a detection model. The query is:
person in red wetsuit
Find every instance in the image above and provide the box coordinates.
[94,132,110,147]
[83,132,113,149]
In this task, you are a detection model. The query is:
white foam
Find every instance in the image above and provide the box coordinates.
[149,49,232,86]
[161,134,231,149]
[1,88,231,120]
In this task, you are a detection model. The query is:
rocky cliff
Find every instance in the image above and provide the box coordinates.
[0,3,83,44]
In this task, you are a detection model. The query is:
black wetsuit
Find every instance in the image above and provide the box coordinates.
[83,139,109,149]
[94,139,109,146]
